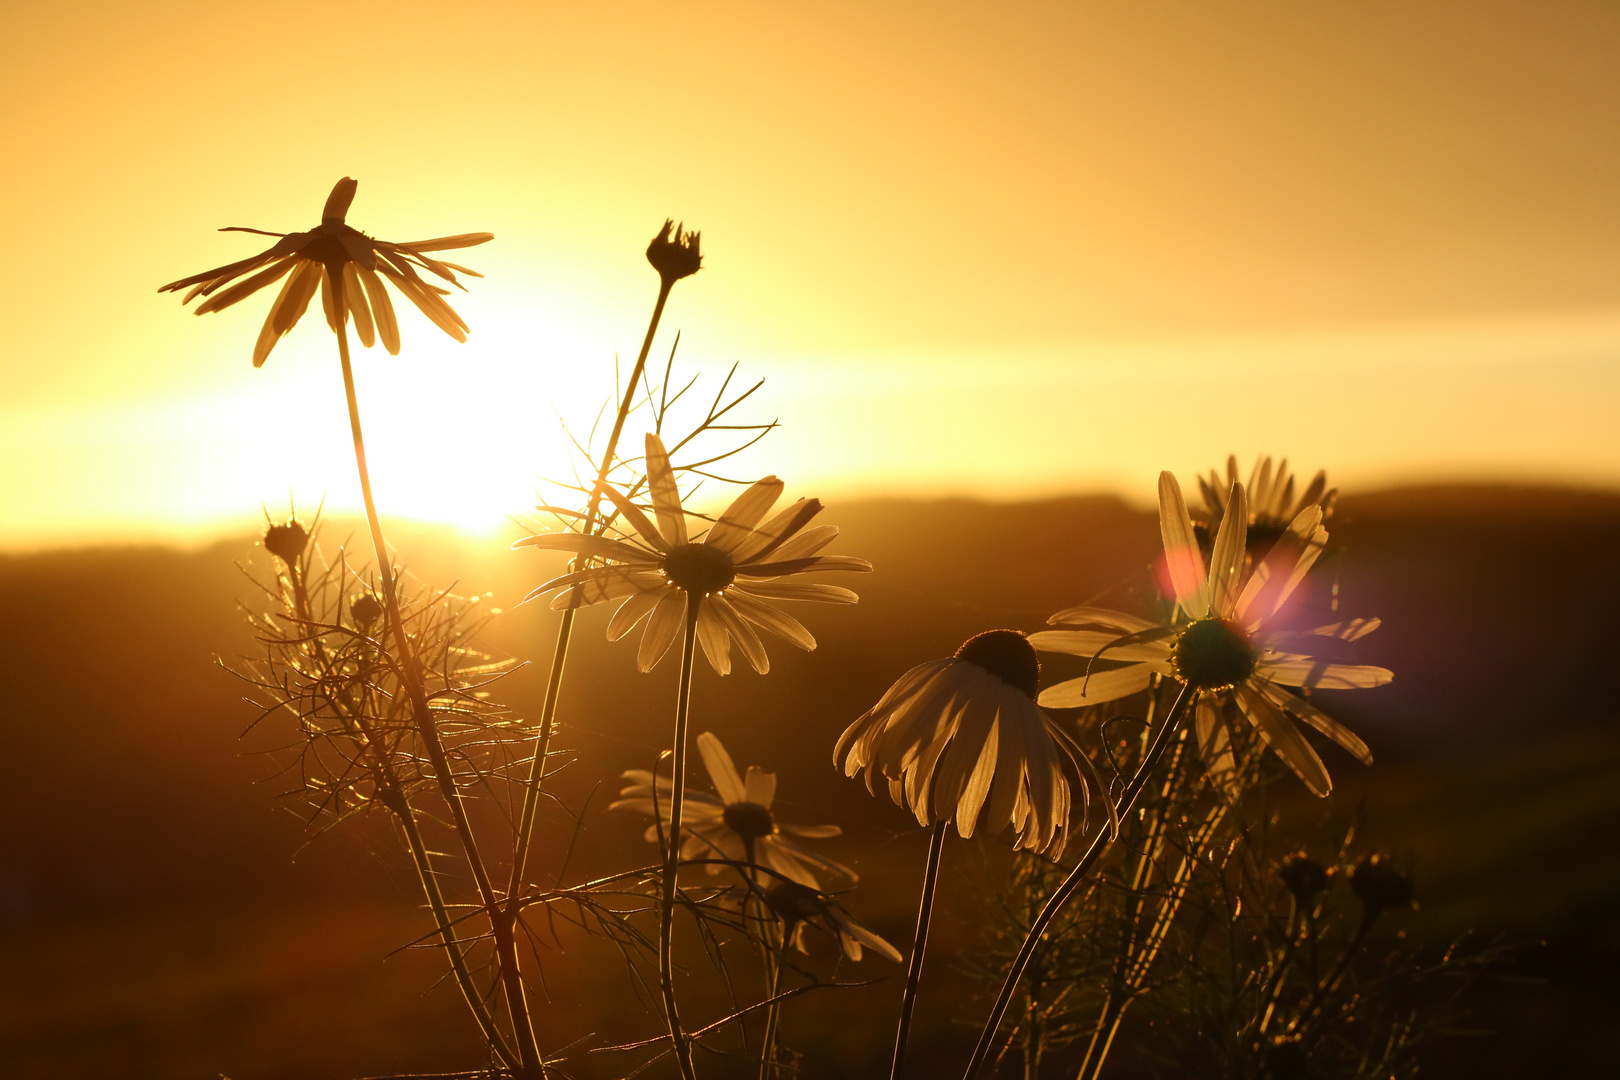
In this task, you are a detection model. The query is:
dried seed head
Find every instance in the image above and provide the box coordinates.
[350,593,383,628]
[1350,854,1415,915]
[646,219,703,284]
[955,629,1041,699]
[263,520,310,565]
[1277,852,1331,904]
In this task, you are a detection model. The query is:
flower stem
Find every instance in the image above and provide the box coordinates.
[507,275,677,899]
[658,591,704,1080]
[891,820,949,1080]
[758,926,788,1080]
[960,682,1197,1080]
[332,303,543,1079]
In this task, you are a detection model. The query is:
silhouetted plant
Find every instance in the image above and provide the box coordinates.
[160,181,1500,1080]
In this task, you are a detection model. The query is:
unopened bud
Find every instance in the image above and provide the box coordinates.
[646,219,702,284]
[264,520,310,565]
[1277,852,1330,905]
[350,593,383,628]
[1350,854,1414,916]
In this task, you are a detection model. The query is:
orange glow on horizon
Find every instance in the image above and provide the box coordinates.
[4,2,1620,548]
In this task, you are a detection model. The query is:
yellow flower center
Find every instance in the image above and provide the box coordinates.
[663,543,736,595]
[1171,618,1257,691]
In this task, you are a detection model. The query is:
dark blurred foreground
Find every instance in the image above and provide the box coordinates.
[2,485,1617,1079]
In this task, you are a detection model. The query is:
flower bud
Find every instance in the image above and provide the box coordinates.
[263,520,310,565]
[646,219,702,283]
[1277,852,1330,905]
[350,593,383,628]
[1350,854,1414,916]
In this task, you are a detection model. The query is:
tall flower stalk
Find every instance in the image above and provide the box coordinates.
[522,432,869,1077]
[160,179,554,1077]
[507,221,702,906]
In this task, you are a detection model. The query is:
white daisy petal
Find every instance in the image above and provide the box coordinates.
[1027,629,1174,663]
[1044,605,1158,633]
[733,499,823,563]
[1159,471,1210,617]
[512,533,659,563]
[731,580,857,605]
[637,590,687,671]
[695,602,733,675]
[725,588,817,651]
[608,588,666,641]
[1263,682,1374,765]
[1208,482,1248,617]
[1038,663,1161,708]
[705,476,785,554]
[760,523,840,563]
[697,732,748,804]
[643,433,688,546]
[1257,657,1394,690]
[708,593,769,674]
[736,554,874,577]
[596,480,669,552]
[1235,682,1331,797]
[744,766,777,808]
[1195,694,1240,801]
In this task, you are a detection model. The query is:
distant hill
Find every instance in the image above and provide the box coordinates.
[1,485,1616,1078]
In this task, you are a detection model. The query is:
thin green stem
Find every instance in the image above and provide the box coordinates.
[891,820,949,1080]
[658,592,703,1080]
[507,276,677,899]
[332,299,542,1079]
[961,682,1198,1080]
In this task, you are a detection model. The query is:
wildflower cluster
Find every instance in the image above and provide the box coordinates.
[158,179,1492,1080]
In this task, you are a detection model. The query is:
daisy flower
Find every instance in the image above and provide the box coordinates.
[1030,473,1390,797]
[516,432,871,675]
[611,732,853,890]
[1193,455,1336,561]
[760,880,903,963]
[160,176,492,367]
[836,629,1101,859]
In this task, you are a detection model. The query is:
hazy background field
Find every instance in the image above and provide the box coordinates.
[3,484,1616,1079]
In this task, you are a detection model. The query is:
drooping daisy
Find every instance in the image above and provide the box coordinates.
[1193,455,1336,562]
[761,880,903,963]
[836,629,1100,859]
[160,176,492,367]
[1030,473,1390,797]
[516,432,871,675]
[611,732,853,890]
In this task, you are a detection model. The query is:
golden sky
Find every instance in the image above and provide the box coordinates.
[4,1,1620,547]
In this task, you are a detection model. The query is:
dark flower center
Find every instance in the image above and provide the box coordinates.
[663,543,736,595]
[955,630,1040,699]
[1171,618,1256,690]
[722,801,776,841]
